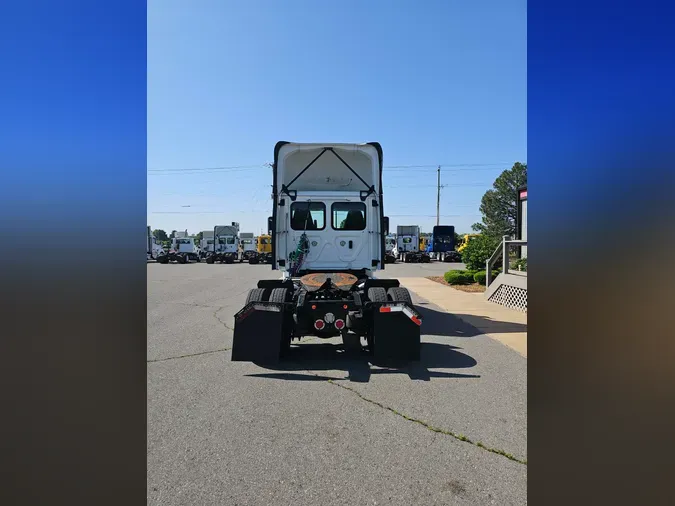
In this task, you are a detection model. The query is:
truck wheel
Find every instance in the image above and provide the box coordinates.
[387,287,413,306]
[269,288,292,356]
[246,288,266,304]
[269,288,289,303]
[177,255,186,264]
[367,287,387,303]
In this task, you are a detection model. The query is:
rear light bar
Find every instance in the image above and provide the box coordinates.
[378,304,422,326]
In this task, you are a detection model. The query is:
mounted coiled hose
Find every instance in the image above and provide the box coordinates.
[289,233,310,277]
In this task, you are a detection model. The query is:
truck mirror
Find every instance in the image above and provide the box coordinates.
[383,217,390,235]
[267,217,273,235]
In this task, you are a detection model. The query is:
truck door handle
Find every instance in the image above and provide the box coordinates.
[348,240,353,249]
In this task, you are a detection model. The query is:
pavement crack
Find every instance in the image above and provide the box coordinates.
[325,378,527,465]
[213,307,234,332]
[148,347,231,363]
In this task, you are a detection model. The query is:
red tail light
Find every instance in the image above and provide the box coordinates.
[335,319,345,330]
[314,319,325,330]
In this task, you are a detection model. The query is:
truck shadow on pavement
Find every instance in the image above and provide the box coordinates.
[414,304,527,337]
[247,306,486,383]
[248,342,478,383]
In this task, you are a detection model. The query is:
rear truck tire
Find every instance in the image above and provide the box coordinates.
[367,287,388,303]
[269,288,292,356]
[366,287,387,356]
[246,288,266,304]
[387,287,413,306]
[206,256,215,264]
[177,255,186,264]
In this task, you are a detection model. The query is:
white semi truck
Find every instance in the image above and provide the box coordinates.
[396,225,429,263]
[384,234,398,263]
[239,232,258,263]
[147,226,166,261]
[231,141,422,363]
[199,230,215,260]
[205,223,240,264]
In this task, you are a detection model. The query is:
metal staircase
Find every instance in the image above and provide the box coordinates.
[485,236,527,312]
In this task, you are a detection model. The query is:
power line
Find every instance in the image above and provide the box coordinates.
[147,162,515,175]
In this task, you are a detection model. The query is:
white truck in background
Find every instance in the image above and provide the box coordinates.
[396,225,418,262]
[206,223,241,264]
[147,226,166,261]
[239,232,258,263]
[385,234,398,263]
[396,225,429,263]
[200,230,215,260]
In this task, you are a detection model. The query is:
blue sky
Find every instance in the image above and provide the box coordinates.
[148,0,526,236]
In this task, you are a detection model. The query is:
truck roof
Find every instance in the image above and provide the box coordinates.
[214,225,238,237]
[273,142,383,195]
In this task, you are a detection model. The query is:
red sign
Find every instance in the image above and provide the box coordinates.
[519,190,527,199]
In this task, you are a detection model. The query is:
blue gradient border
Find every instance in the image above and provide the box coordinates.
[528,1,674,504]
[1,2,147,505]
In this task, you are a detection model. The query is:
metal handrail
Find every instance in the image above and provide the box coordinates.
[486,236,528,287]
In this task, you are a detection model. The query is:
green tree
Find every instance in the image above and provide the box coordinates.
[461,234,500,271]
[153,229,168,242]
[454,232,462,249]
[472,162,527,240]
[194,231,203,243]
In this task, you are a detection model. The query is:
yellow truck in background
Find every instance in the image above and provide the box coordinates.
[256,234,272,263]
[419,235,430,252]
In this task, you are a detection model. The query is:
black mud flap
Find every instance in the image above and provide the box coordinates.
[372,303,422,361]
[231,301,288,363]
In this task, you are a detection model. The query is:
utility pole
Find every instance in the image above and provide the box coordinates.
[435,165,447,226]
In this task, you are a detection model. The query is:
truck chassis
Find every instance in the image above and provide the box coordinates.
[205,251,239,264]
[156,251,199,264]
[231,273,421,363]
[399,251,431,263]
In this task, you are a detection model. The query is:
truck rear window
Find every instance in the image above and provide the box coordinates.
[332,202,366,231]
[290,202,325,230]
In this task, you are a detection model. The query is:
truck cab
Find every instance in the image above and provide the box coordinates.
[206,223,240,264]
[271,143,385,277]
[431,225,457,262]
[147,227,166,261]
[384,234,398,263]
[239,233,257,262]
[256,234,272,263]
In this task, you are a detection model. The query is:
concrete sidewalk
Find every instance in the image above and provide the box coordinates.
[399,277,528,357]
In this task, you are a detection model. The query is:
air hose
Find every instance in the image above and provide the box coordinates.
[289,233,309,276]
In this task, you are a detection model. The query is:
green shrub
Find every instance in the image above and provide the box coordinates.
[473,271,487,285]
[444,270,470,285]
[461,234,500,271]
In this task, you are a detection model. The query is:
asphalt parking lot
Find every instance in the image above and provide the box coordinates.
[148,261,526,505]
